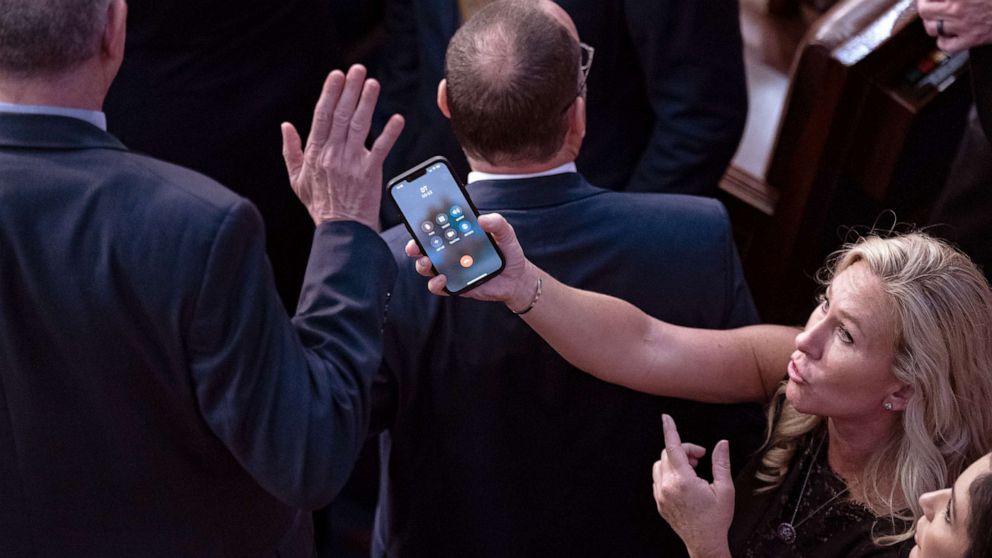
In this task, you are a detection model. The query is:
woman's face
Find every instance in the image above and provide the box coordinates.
[911,454,992,558]
[786,262,904,419]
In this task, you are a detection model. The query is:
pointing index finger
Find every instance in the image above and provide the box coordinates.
[662,414,692,473]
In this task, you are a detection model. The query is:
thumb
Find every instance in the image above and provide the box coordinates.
[711,440,733,488]
[281,122,303,184]
[478,212,510,237]
[478,213,520,254]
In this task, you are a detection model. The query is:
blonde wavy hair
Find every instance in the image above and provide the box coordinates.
[755,233,992,545]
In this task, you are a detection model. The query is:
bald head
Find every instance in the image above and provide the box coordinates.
[0,0,111,77]
[540,0,579,40]
[443,0,581,166]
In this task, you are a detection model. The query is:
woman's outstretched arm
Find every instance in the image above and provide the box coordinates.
[408,213,796,404]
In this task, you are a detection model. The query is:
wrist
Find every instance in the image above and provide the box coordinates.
[687,539,731,558]
[507,265,541,315]
[315,212,378,231]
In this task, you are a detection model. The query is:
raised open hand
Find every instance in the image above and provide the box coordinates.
[281,65,404,229]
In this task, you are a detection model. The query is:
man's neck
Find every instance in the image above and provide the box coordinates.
[0,67,105,111]
[467,152,574,175]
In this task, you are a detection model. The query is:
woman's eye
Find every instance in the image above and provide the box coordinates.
[837,326,853,344]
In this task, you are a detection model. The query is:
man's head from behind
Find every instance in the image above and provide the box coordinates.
[440,0,583,168]
[0,0,112,76]
[0,0,124,106]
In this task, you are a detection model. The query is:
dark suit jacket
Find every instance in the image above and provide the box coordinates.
[103,0,343,310]
[0,113,396,557]
[374,0,748,226]
[372,172,763,557]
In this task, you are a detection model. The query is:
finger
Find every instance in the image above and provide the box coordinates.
[405,239,424,258]
[281,122,304,185]
[370,113,406,165]
[415,256,435,278]
[328,64,367,148]
[681,443,705,468]
[682,443,707,461]
[478,213,523,254]
[661,414,692,473]
[478,213,511,238]
[306,71,346,155]
[916,0,948,21]
[346,78,380,152]
[938,35,968,53]
[711,440,734,488]
[427,274,450,297]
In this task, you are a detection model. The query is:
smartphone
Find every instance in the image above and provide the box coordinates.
[388,156,505,294]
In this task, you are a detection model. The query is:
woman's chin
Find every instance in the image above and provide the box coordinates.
[784,383,815,415]
[785,379,801,403]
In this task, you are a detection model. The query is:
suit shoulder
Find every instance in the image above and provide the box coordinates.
[595,191,731,231]
[116,151,250,219]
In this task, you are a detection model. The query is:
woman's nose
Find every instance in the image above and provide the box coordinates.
[795,319,824,360]
[918,489,945,520]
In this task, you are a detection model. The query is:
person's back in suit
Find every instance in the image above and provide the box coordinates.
[0,2,404,554]
[371,3,762,555]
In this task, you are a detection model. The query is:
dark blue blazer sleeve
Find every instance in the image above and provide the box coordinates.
[186,201,397,510]
[716,202,760,327]
[624,0,748,195]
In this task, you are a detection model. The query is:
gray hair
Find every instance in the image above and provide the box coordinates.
[0,0,110,77]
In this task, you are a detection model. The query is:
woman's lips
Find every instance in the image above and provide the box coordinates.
[788,360,807,384]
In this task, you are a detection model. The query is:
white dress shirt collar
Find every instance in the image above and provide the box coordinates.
[0,101,107,131]
[467,161,577,184]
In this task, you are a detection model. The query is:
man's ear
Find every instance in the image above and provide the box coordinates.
[570,95,586,139]
[102,0,127,64]
[437,79,451,120]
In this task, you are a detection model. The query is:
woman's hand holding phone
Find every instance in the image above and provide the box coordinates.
[406,213,541,311]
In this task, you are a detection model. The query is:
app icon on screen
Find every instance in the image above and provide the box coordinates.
[435,213,449,225]
[444,229,458,241]
[421,221,435,233]
[430,236,444,249]
[460,255,474,268]
[458,221,472,233]
[450,205,464,218]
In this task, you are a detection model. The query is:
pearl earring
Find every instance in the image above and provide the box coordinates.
[883,402,894,411]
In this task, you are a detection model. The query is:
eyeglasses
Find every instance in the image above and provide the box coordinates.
[577,41,594,93]
[561,42,595,114]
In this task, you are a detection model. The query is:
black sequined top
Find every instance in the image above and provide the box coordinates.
[728,430,914,557]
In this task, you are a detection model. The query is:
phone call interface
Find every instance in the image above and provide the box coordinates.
[392,162,502,292]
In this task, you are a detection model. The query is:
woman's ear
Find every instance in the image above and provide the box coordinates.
[886,383,915,412]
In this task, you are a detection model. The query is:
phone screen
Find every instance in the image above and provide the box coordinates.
[390,158,504,294]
